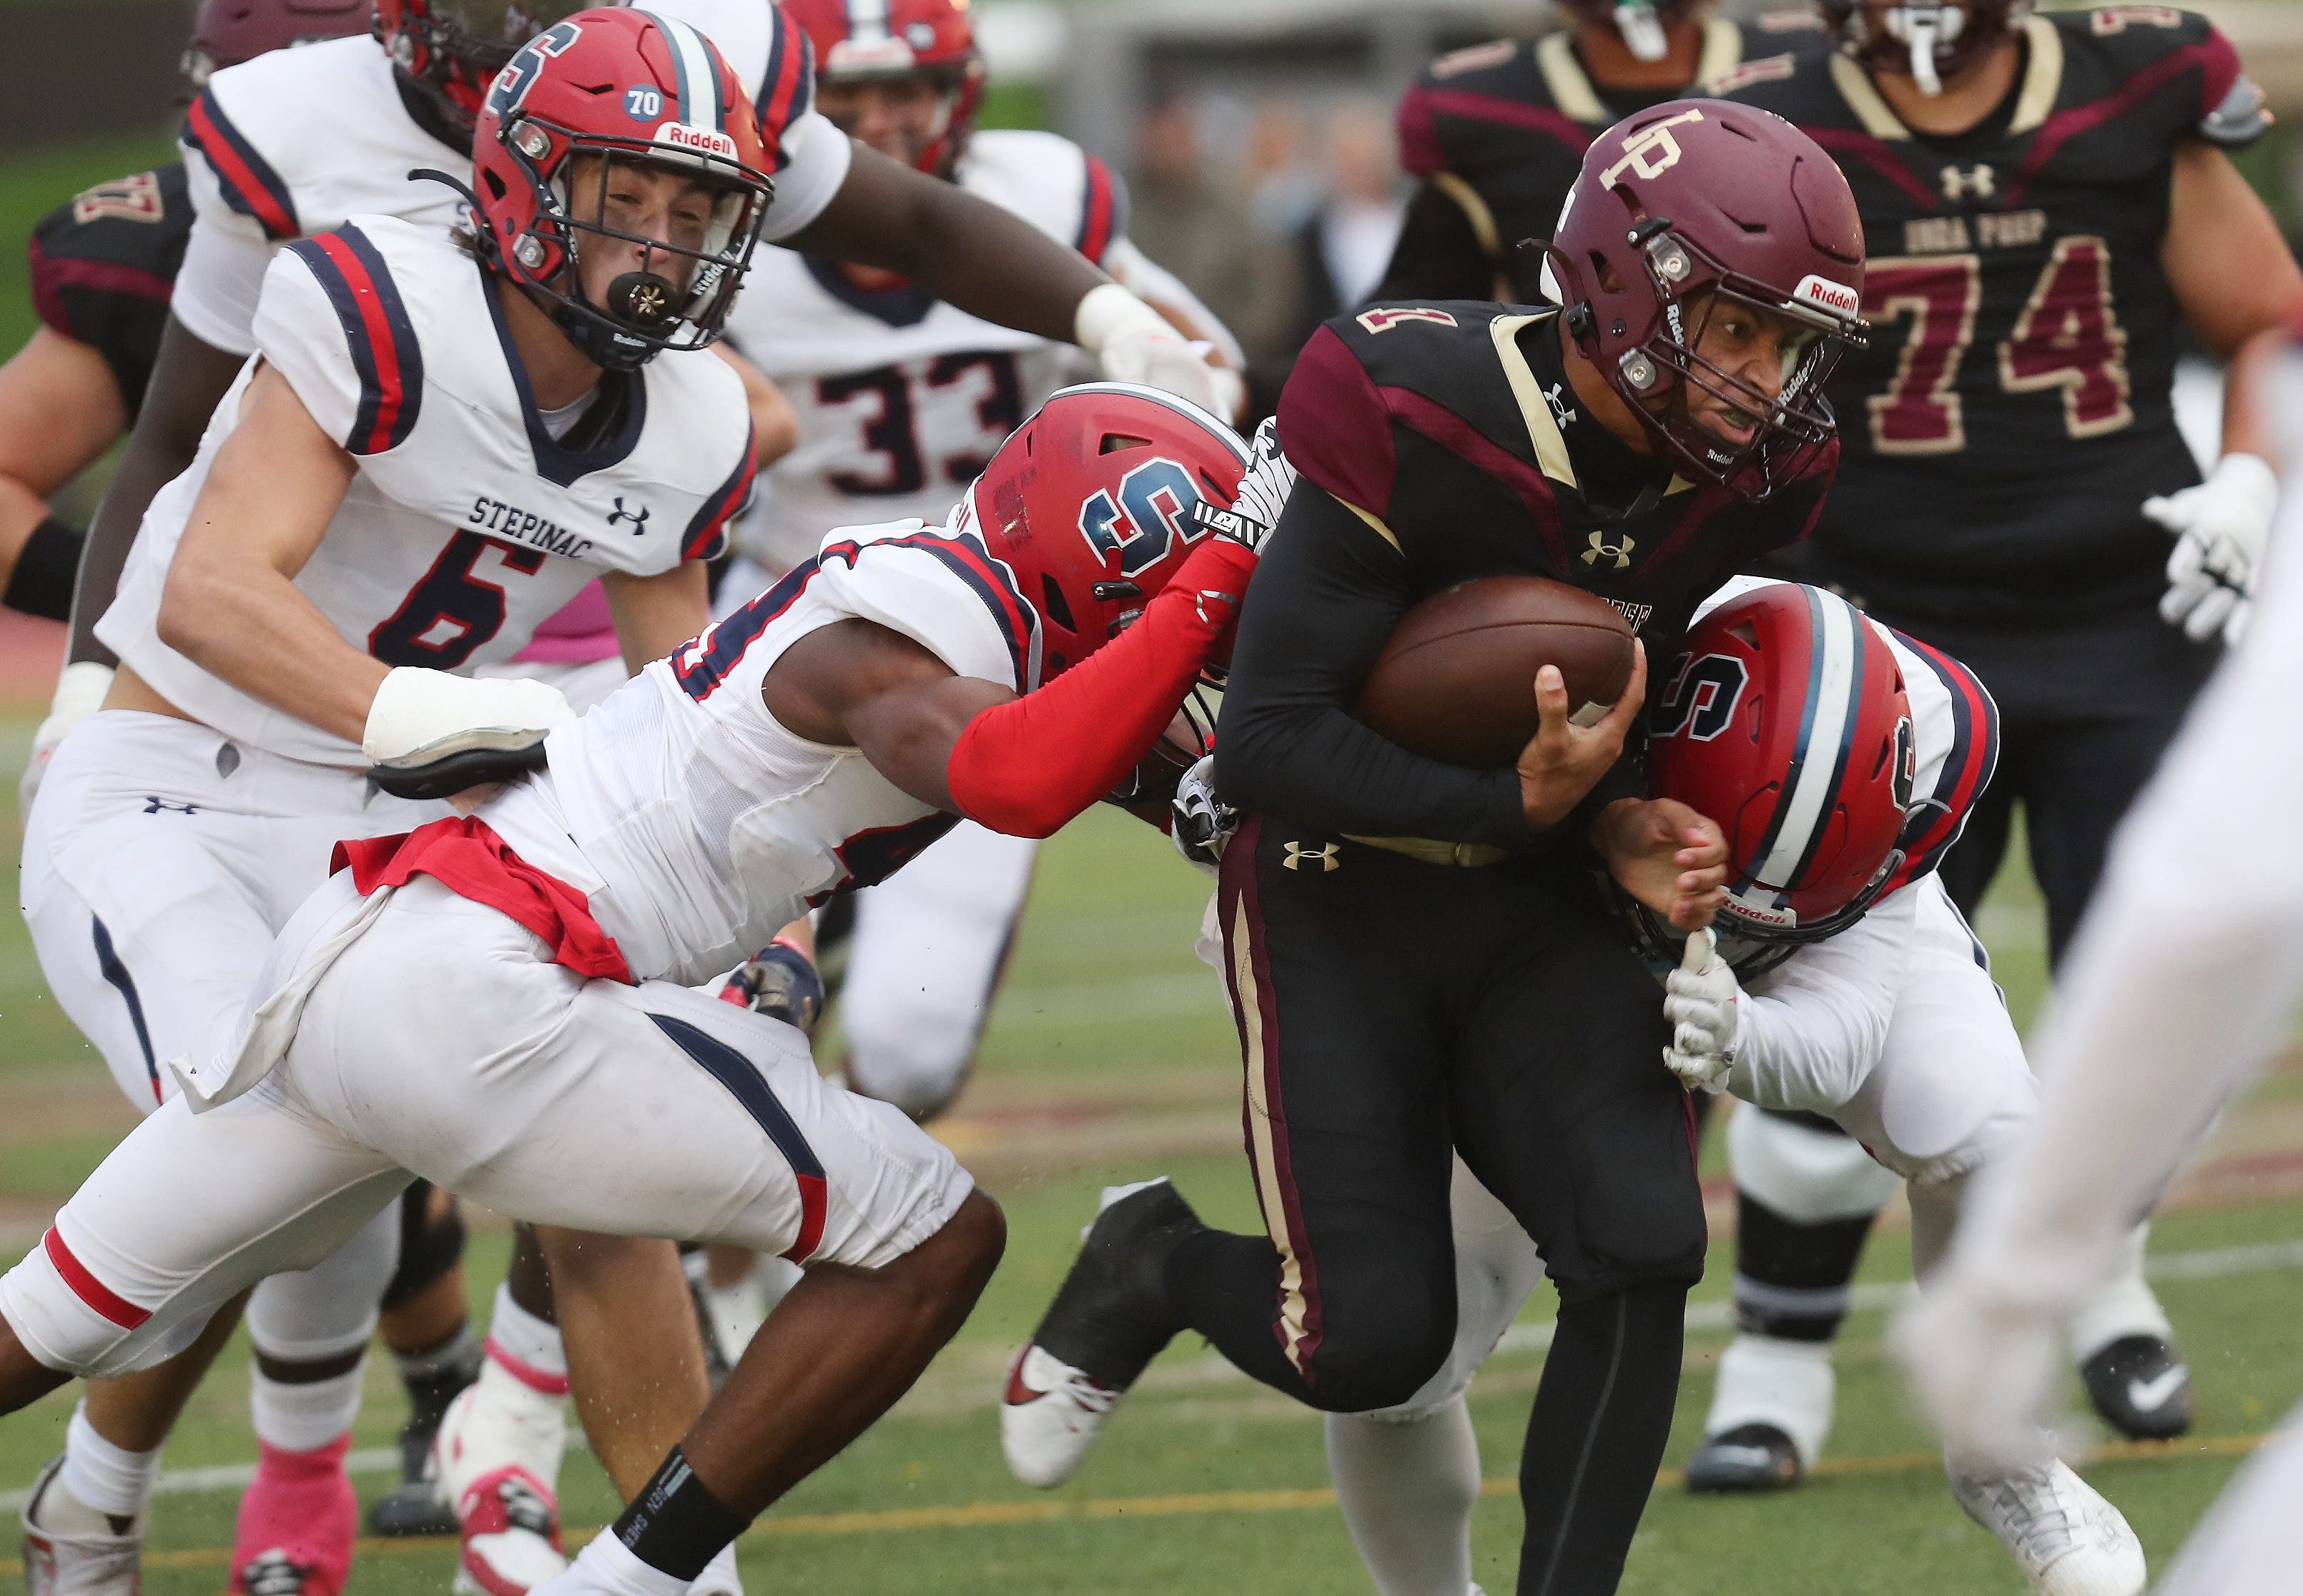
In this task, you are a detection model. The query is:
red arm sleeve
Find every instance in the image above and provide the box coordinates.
[944,538,1256,839]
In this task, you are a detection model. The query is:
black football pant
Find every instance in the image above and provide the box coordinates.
[1900,606,2219,967]
[1162,817,1705,1595]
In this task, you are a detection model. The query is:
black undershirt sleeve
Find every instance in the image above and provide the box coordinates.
[1214,484,1534,847]
[1374,182,1501,304]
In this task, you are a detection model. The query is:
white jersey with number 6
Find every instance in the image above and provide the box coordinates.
[98,215,755,767]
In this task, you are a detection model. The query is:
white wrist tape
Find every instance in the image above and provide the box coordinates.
[1072,281,1173,354]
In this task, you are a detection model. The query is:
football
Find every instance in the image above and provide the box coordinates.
[1356,576,1637,767]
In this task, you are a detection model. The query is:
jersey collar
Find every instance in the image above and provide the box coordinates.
[480,263,651,488]
[1828,16,2063,142]
[1539,18,1744,126]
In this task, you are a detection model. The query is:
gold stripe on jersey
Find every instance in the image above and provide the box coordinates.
[1490,311,1579,489]
[1340,498,1404,553]
[2010,14,2065,134]
[1694,17,1745,90]
[1537,31,1609,124]
[1432,172,1512,297]
[1830,51,1911,139]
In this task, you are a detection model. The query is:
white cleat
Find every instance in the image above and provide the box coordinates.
[436,1373,572,1596]
[1948,1459,2146,1596]
[1001,1342,1122,1489]
[20,1456,143,1596]
[1000,1180,1199,1490]
[687,1542,744,1596]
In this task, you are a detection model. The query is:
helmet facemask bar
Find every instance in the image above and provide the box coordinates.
[1607,227,1863,501]
[504,123,772,369]
[389,1,583,132]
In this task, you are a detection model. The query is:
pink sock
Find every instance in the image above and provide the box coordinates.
[230,1434,357,1596]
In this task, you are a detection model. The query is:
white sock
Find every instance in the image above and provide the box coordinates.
[487,1281,569,1390]
[1325,1396,1483,1596]
[59,1402,163,1519]
[694,1542,743,1595]
[250,1363,365,1454]
[2068,1226,2175,1362]
[563,1530,690,1596]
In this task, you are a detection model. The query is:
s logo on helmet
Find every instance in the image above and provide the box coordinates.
[1650,651,1748,742]
[1601,107,1705,187]
[1077,458,1208,580]
[488,20,582,118]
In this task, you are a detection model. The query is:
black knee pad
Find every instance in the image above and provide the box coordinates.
[381,1181,467,1311]
[1303,1252,1458,1414]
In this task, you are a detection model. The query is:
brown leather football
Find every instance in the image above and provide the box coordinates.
[1356,576,1637,768]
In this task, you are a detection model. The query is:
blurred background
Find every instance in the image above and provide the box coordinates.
[5,4,2303,1593]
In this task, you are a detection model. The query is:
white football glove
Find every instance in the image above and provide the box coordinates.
[1075,282,1245,422]
[19,660,114,814]
[2147,451,2277,646]
[1191,418,1296,556]
[1170,754,1238,878]
[363,666,571,800]
[1661,927,1740,1090]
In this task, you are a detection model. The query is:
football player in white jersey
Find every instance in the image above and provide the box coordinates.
[1299,582,2156,1596]
[1897,349,2303,1595]
[0,380,1272,1596]
[16,16,765,1595]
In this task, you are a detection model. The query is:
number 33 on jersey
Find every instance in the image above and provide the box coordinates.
[96,213,756,767]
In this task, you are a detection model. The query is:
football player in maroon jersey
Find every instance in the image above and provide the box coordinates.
[1379,0,1833,303]
[1700,0,2303,1492]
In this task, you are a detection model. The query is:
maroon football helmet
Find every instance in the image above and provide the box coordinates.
[785,0,984,176]
[184,0,369,85]
[1633,581,1914,967]
[1820,0,2028,94]
[1553,0,1702,63]
[1541,98,1866,501]
[470,8,774,369]
[960,383,1251,682]
[375,0,591,141]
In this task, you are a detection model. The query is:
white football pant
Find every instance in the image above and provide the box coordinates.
[20,711,433,1364]
[1,878,974,1380]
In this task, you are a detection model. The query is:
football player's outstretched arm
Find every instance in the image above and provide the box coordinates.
[602,563,713,676]
[767,539,1256,838]
[0,327,122,619]
[66,317,246,667]
[153,360,375,739]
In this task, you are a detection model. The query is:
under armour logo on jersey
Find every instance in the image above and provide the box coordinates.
[142,797,198,816]
[607,497,652,533]
[1282,842,1341,872]
[1543,382,1577,429]
[1940,164,1996,201]
[1582,531,1634,570]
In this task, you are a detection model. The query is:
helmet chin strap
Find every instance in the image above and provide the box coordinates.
[1885,1,1963,95]
[1614,0,1670,62]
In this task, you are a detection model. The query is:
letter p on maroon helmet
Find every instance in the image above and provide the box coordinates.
[1542,98,1868,501]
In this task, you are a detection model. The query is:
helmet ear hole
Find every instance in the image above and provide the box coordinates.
[1039,575,1075,634]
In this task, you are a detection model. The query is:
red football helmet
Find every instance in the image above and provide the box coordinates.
[471,8,774,370]
[1553,0,1703,64]
[184,0,370,84]
[375,0,591,141]
[959,383,1251,682]
[784,0,984,175]
[1819,0,2028,94]
[1542,99,1866,501]
[1641,581,1915,958]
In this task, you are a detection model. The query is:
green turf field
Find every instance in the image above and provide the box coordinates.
[1,706,2300,1596]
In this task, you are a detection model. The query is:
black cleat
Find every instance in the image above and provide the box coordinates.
[366,1344,478,1538]
[2081,1334,2194,1441]
[1684,1424,1805,1494]
[1000,1179,1205,1488]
